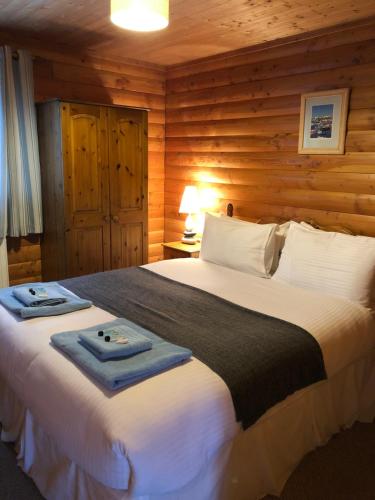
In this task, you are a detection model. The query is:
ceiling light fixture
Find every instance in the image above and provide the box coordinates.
[111,0,169,32]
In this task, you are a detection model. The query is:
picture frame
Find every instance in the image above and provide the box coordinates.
[298,88,350,155]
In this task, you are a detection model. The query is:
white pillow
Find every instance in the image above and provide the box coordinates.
[272,220,292,273]
[220,215,292,274]
[273,222,375,307]
[200,213,277,278]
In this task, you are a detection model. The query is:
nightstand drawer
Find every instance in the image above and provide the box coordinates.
[163,241,201,260]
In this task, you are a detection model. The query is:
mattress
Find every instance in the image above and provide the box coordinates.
[0,258,374,498]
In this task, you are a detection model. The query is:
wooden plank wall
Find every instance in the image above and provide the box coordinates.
[165,22,375,240]
[5,47,166,284]
[7,236,42,286]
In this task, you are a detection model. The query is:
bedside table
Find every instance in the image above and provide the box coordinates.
[162,241,201,260]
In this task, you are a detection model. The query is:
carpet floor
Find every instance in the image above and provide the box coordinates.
[0,422,374,500]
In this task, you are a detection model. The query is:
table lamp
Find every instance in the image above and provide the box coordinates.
[179,186,200,244]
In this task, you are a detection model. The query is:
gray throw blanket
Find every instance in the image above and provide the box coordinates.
[60,267,327,429]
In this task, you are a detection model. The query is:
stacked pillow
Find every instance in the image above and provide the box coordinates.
[200,213,282,278]
[199,213,375,308]
[272,220,291,273]
[273,221,375,308]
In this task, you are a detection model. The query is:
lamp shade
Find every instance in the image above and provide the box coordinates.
[179,186,200,214]
[111,0,169,32]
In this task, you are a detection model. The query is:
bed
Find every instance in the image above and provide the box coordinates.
[0,211,374,500]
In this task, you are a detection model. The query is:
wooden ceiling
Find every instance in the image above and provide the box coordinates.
[1,1,375,66]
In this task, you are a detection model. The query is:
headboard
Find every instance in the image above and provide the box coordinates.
[226,203,355,235]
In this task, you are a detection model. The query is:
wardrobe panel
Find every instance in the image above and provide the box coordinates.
[108,108,147,212]
[62,102,111,276]
[70,114,101,212]
[37,101,65,281]
[108,107,148,266]
[115,117,143,210]
[111,222,144,269]
[66,227,107,277]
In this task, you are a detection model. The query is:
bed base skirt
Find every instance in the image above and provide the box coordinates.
[1,350,374,500]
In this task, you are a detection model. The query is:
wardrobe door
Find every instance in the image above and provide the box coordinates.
[62,103,111,277]
[108,107,148,269]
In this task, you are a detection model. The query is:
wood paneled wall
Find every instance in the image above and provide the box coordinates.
[7,236,42,286]
[5,18,375,284]
[4,46,166,284]
[165,22,375,240]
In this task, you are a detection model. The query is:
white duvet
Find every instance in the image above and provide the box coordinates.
[0,258,374,496]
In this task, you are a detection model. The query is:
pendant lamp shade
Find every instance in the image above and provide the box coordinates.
[111,0,169,32]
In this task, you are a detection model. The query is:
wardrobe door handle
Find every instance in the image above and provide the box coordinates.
[103,215,110,223]
[112,215,119,223]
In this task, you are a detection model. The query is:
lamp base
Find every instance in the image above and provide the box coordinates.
[181,231,197,245]
[181,237,197,245]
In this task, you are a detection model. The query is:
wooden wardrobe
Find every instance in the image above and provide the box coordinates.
[37,100,148,281]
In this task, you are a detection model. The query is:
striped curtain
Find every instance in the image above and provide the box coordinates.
[0,49,8,287]
[0,46,43,287]
[4,47,42,236]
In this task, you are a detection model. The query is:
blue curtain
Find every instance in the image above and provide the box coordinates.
[0,46,43,286]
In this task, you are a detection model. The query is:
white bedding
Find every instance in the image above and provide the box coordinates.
[0,258,374,497]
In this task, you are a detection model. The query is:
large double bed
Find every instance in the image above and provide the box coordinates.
[0,214,374,500]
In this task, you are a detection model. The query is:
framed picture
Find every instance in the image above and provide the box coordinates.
[298,88,350,155]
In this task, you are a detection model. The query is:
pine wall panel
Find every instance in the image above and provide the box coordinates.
[3,45,166,284]
[4,18,375,284]
[165,22,375,242]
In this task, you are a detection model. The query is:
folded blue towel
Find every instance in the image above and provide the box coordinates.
[51,318,192,390]
[13,285,67,307]
[0,282,92,319]
[79,323,152,360]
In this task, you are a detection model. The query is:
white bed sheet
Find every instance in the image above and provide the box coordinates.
[7,349,373,500]
[144,259,375,378]
[0,258,374,497]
